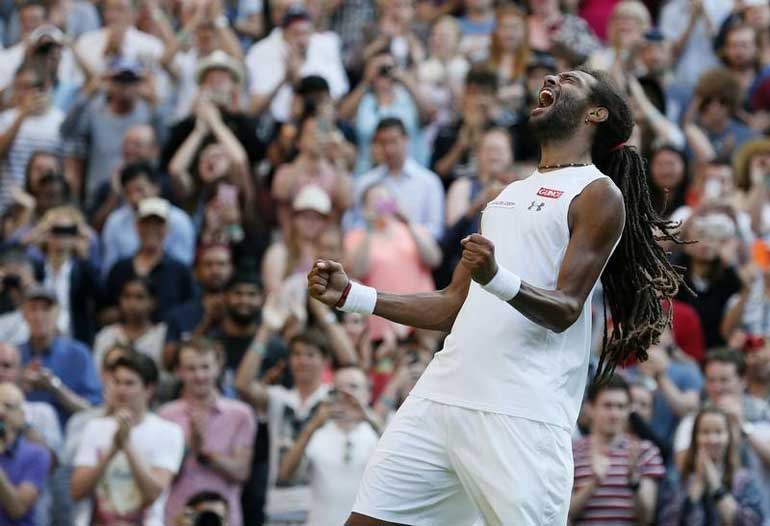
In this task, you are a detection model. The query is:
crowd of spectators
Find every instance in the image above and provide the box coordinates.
[1,0,770,524]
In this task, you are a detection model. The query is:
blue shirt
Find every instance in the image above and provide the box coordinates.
[0,436,51,526]
[345,158,445,240]
[354,85,427,175]
[100,203,196,276]
[20,337,103,425]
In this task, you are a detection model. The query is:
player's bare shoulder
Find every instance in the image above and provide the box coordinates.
[568,177,625,241]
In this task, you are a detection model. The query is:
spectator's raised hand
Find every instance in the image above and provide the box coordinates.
[104,26,127,57]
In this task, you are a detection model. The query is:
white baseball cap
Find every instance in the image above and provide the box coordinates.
[292,185,332,215]
[137,197,170,221]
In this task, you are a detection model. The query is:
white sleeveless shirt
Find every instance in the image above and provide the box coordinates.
[411,165,622,431]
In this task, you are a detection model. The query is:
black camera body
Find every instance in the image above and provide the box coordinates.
[378,64,394,78]
[194,510,224,526]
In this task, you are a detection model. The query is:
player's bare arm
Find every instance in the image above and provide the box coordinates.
[308,257,471,332]
[461,177,625,332]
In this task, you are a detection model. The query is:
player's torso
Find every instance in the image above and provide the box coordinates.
[411,165,611,429]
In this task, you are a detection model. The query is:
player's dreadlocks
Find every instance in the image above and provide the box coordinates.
[583,69,685,382]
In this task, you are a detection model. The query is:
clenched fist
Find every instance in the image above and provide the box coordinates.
[460,234,499,285]
[307,260,350,307]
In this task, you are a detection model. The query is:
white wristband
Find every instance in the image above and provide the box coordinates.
[338,282,378,315]
[481,266,521,302]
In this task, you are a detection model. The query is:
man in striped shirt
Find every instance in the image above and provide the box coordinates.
[570,374,666,525]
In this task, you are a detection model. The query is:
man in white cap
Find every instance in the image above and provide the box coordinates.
[103,197,195,323]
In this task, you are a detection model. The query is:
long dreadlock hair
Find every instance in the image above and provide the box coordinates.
[582,69,685,382]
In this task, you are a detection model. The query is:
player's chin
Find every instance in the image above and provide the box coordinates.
[530,104,553,120]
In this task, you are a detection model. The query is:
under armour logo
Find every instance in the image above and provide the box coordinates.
[528,201,545,211]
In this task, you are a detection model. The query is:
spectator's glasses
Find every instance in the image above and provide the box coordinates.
[344,437,352,465]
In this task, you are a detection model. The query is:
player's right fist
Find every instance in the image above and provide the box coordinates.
[460,234,499,285]
[307,259,350,307]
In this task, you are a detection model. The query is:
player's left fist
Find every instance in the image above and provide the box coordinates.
[460,234,499,285]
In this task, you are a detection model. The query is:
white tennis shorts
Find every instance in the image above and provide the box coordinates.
[351,395,573,526]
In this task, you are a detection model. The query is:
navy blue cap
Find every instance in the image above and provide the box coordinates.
[643,27,665,42]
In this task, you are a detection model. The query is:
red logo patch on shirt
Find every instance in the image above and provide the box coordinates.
[536,187,564,199]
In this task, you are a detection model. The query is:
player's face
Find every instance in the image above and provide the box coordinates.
[591,388,631,436]
[528,71,595,143]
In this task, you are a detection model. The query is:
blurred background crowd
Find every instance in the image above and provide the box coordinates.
[0,0,770,524]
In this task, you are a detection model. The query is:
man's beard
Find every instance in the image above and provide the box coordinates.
[528,94,589,145]
[227,306,257,327]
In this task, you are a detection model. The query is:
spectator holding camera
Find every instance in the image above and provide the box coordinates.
[344,182,440,341]
[246,5,348,122]
[278,366,380,526]
[0,62,65,212]
[340,54,432,175]
[0,248,37,345]
[176,490,230,526]
[0,382,52,526]
[160,338,255,526]
[73,0,163,79]
[23,151,70,222]
[70,353,184,526]
[569,375,665,526]
[348,118,444,240]
[235,328,346,524]
[675,207,745,348]
[25,205,100,345]
[660,406,765,526]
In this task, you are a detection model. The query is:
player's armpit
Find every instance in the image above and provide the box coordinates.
[507,178,625,332]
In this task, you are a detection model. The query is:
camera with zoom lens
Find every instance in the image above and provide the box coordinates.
[194,510,224,526]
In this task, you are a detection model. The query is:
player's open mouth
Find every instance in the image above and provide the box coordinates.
[531,88,557,116]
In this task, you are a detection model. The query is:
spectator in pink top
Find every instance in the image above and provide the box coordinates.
[344,183,441,340]
[159,337,256,526]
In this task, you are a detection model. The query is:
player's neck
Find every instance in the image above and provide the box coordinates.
[538,141,591,171]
